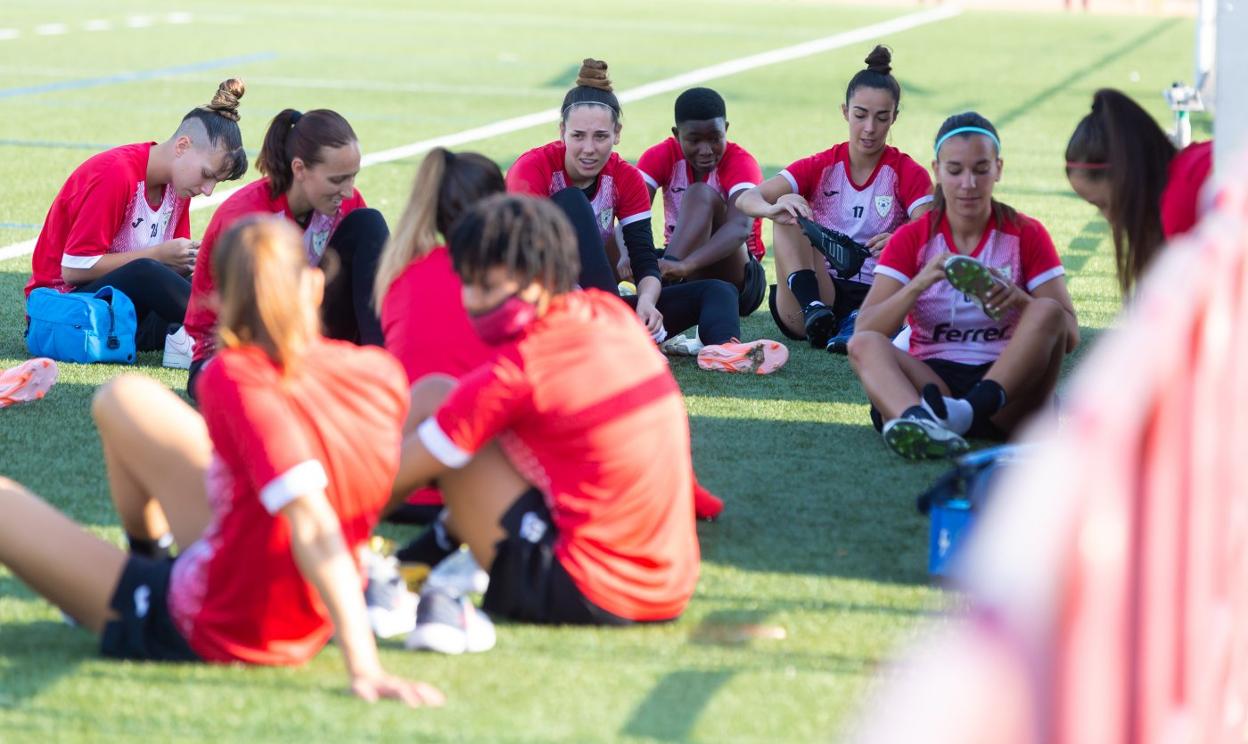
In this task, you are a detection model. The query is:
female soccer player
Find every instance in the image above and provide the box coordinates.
[847,113,1078,460]
[508,59,786,374]
[184,108,388,395]
[636,86,767,318]
[25,79,247,358]
[737,46,933,352]
[392,194,700,636]
[1065,88,1213,294]
[0,217,441,706]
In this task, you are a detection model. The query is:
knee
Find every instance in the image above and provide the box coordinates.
[704,278,737,306]
[336,209,390,251]
[846,330,887,370]
[1020,297,1065,334]
[92,373,159,427]
[409,374,458,422]
[684,182,723,208]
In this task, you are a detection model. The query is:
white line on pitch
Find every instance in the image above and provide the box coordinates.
[35,24,68,36]
[0,29,19,41]
[0,5,962,262]
[83,19,112,32]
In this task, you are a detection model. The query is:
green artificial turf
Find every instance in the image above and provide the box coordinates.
[0,2,1210,741]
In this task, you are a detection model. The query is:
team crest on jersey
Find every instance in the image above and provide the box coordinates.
[874,195,893,218]
[310,230,329,262]
[598,208,614,233]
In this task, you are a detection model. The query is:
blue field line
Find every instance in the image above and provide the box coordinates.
[0,52,278,100]
[0,223,42,230]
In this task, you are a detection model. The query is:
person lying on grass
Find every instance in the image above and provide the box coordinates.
[847,112,1078,460]
[0,216,442,708]
[391,194,700,635]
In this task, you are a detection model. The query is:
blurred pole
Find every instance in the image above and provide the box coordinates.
[1215,0,1244,172]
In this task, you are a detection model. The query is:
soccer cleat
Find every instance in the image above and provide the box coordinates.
[802,302,840,348]
[881,415,969,460]
[697,340,789,375]
[661,333,705,357]
[425,548,490,596]
[0,358,58,408]
[825,310,859,355]
[693,480,724,521]
[797,216,872,278]
[944,255,1006,320]
[364,550,419,639]
[405,587,496,655]
[162,326,194,370]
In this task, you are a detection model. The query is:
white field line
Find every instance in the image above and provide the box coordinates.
[0,4,962,263]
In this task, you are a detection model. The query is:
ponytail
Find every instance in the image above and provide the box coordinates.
[256,109,357,199]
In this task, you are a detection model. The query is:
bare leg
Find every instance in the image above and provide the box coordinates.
[985,298,1069,434]
[847,331,947,419]
[439,443,531,570]
[92,375,213,549]
[665,183,747,287]
[0,477,126,634]
[770,221,839,337]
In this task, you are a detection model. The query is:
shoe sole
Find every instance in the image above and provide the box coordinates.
[804,308,840,348]
[369,605,417,639]
[697,341,789,375]
[882,419,969,460]
[0,358,58,407]
[799,217,869,277]
[944,256,1004,320]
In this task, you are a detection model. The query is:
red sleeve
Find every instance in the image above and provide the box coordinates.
[718,144,763,196]
[636,140,676,191]
[423,348,533,465]
[61,172,131,263]
[876,217,928,284]
[184,207,232,359]
[1017,217,1065,292]
[1160,140,1213,238]
[506,149,553,197]
[896,154,934,215]
[613,161,652,224]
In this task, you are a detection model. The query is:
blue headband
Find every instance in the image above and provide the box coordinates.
[934,126,1001,157]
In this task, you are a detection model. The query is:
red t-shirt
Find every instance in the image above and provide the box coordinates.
[781,143,932,284]
[184,178,366,362]
[380,245,494,383]
[1160,140,1213,239]
[169,338,408,665]
[636,137,766,260]
[506,140,652,250]
[26,142,190,295]
[877,211,1065,365]
[418,289,699,621]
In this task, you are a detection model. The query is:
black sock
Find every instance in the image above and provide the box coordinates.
[900,405,934,422]
[395,517,458,566]
[966,379,1007,422]
[128,533,173,560]
[786,270,821,310]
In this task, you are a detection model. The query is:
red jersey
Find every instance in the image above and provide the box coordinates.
[877,211,1065,365]
[26,142,190,295]
[1160,140,1213,239]
[169,339,407,665]
[637,137,766,260]
[506,140,652,249]
[183,178,366,362]
[780,143,932,284]
[419,289,699,621]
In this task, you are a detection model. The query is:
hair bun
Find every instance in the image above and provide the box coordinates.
[207,78,245,122]
[864,45,892,76]
[575,59,613,92]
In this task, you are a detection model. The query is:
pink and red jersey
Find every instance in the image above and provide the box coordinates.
[183,178,366,362]
[877,211,1065,365]
[26,142,190,295]
[170,339,408,665]
[506,140,652,249]
[419,289,699,622]
[636,137,766,260]
[780,143,932,284]
[1161,140,1213,239]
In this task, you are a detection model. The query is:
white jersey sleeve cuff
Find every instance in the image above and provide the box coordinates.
[778,170,799,195]
[618,211,651,228]
[727,182,756,197]
[874,265,912,285]
[260,460,329,515]
[61,253,102,269]
[906,194,935,216]
[418,417,472,469]
[639,171,659,191]
[1026,265,1066,292]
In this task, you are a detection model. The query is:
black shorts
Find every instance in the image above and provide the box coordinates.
[739,255,766,317]
[924,358,1005,440]
[767,276,873,341]
[482,489,632,626]
[100,555,200,662]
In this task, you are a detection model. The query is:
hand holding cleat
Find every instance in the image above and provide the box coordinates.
[797,216,872,279]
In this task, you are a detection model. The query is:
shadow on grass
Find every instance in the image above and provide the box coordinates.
[0,576,93,708]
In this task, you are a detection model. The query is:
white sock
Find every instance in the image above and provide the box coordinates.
[942,397,974,435]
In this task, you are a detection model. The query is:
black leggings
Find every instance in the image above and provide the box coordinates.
[76,258,190,352]
[321,208,387,346]
[550,187,617,293]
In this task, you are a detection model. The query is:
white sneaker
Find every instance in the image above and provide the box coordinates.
[425,547,489,595]
[405,588,496,654]
[661,333,704,356]
[364,551,419,639]
[162,326,194,370]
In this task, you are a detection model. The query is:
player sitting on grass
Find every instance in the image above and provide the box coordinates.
[24,79,247,366]
[390,195,700,651]
[636,86,768,321]
[508,58,786,375]
[0,216,442,707]
[737,45,933,353]
[1065,88,1214,295]
[847,113,1078,460]
[184,108,388,398]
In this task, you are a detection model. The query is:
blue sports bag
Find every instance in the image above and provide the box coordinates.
[25,286,137,364]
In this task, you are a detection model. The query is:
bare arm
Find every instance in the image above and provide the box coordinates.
[856,252,952,336]
[661,191,753,280]
[62,239,199,286]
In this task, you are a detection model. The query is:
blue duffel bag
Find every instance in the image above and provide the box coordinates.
[25,286,137,364]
